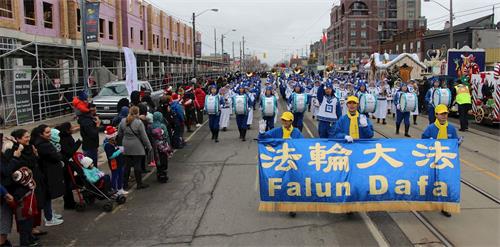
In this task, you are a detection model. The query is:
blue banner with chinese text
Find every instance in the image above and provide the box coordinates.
[258,139,460,213]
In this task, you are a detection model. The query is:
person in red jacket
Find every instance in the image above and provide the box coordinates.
[72,91,90,117]
[194,84,206,127]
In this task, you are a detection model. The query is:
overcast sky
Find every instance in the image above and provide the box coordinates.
[150,0,499,65]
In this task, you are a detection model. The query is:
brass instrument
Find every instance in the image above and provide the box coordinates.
[325,64,334,76]
[246,71,254,77]
[293,66,304,75]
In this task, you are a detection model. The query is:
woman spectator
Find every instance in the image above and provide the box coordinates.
[194,84,206,127]
[141,95,156,113]
[5,129,47,236]
[56,122,81,210]
[116,98,130,115]
[1,136,39,247]
[117,106,152,190]
[31,125,65,226]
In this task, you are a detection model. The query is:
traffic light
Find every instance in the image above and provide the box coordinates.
[263,52,267,59]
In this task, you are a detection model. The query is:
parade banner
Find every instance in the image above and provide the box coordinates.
[258,138,460,213]
[85,2,100,42]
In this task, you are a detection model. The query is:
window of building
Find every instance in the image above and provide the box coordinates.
[139,5,144,18]
[378,9,385,18]
[175,41,178,51]
[109,21,114,39]
[140,30,144,45]
[350,1,369,15]
[388,10,397,18]
[410,42,414,52]
[99,18,105,38]
[360,20,366,28]
[408,10,415,19]
[350,39,356,47]
[408,0,416,8]
[360,40,367,47]
[396,44,399,53]
[156,36,159,48]
[77,9,81,32]
[408,21,414,29]
[43,2,53,28]
[456,41,460,49]
[360,31,367,38]
[351,52,357,59]
[417,41,421,51]
[402,43,406,52]
[0,0,13,18]
[24,0,36,25]
[350,21,356,28]
[167,38,170,50]
[130,27,134,43]
[163,37,166,48]
[350,30,356,37]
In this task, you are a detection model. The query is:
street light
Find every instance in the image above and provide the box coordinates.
[192,8,219,79]
[424,0,453,50]
[221,29,236,72]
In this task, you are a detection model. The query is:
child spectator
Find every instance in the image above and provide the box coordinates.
[103,126,127,195]
[80,157,112,194]
[49,128,61,152]
[72,90,90,116]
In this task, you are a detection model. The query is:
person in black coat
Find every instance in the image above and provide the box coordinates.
[56,122,81,210]
[77,104,100,166]
[31,125,65,225]
[5,129,47,233]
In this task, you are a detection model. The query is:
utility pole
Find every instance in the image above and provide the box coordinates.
[232,41,235,60]
[192,12,196,78]
[449,0,453,50]
[239,41,242,72]
[221,34,224,60]
[80,0,89,94]
[242,36,245,71]
[214,28,217,55]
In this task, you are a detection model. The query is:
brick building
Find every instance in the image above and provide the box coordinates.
[380,28,426,60]
[325,0,426,65]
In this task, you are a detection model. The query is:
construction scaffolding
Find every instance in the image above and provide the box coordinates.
[0,38,227,128]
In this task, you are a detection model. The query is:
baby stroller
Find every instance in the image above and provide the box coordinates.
[67,152,126,212]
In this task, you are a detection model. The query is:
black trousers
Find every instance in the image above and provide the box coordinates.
[63,163,76,208]
[124,155,144,188]
[196,108,204,124]
[458,103,471,130]
[17,217,34,246]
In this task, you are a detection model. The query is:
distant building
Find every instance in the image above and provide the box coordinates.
[326,0,426,66]
[380,28,426,60]
[423,14,498,68]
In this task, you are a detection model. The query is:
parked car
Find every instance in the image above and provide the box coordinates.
[93,80,163,125]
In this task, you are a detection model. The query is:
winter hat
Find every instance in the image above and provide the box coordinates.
[171,93,180,101]
[105,126,117,139]
[80,157,93,168]
[50,128,60,143]
[78,90,88,101]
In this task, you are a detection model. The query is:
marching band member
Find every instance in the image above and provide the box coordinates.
[309,80,321,119]
[335,82,348,115]
[204,85,225,143]
[260,86,278,131]
[316,82,342,138]
[408,80,420,125]
[394,84,412,137]
[367,81,379,119]
[288,83,310,132]
[375,79,390,125]
[391,81,401,118]
[346,83,355,97]
[219,85,232,131]
[421,104,462,218]
[355,83,368,99]
[233,84,253,141]
[246,84,256,129]
[329,96,374,141]
[425,79,441,124]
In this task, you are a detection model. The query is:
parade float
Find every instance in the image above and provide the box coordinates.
[364,53,426,82]
[470,64,500,124]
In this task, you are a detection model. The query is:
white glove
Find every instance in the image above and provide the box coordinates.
[259,120,267,134]
[359,114,368,127]
[396,104,401,111]
[345,135,354,143]
[458,136,464,145]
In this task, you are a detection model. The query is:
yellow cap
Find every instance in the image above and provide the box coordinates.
[347,96,359,104]
[281,111,294,121]
[435,104,449,114]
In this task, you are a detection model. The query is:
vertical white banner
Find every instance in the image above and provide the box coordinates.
[123,47,138,95]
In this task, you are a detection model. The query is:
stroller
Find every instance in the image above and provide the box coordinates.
[67,152,126,212]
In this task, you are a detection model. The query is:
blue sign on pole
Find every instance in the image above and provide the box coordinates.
[258,138,461,213]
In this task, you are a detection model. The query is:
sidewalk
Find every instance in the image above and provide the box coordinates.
[1,115,76,134]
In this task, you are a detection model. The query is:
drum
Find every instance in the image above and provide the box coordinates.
[205,95,219,114]
[234,95,247,115]
[432,88,452,107]
[262,97,276,117]
[359,94,377,113]
[399,93,418,112]
[292,93,307,113]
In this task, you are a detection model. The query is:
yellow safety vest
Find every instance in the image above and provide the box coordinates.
[455,85,471,104]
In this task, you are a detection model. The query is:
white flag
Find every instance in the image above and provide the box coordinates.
[123,47,138,95]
